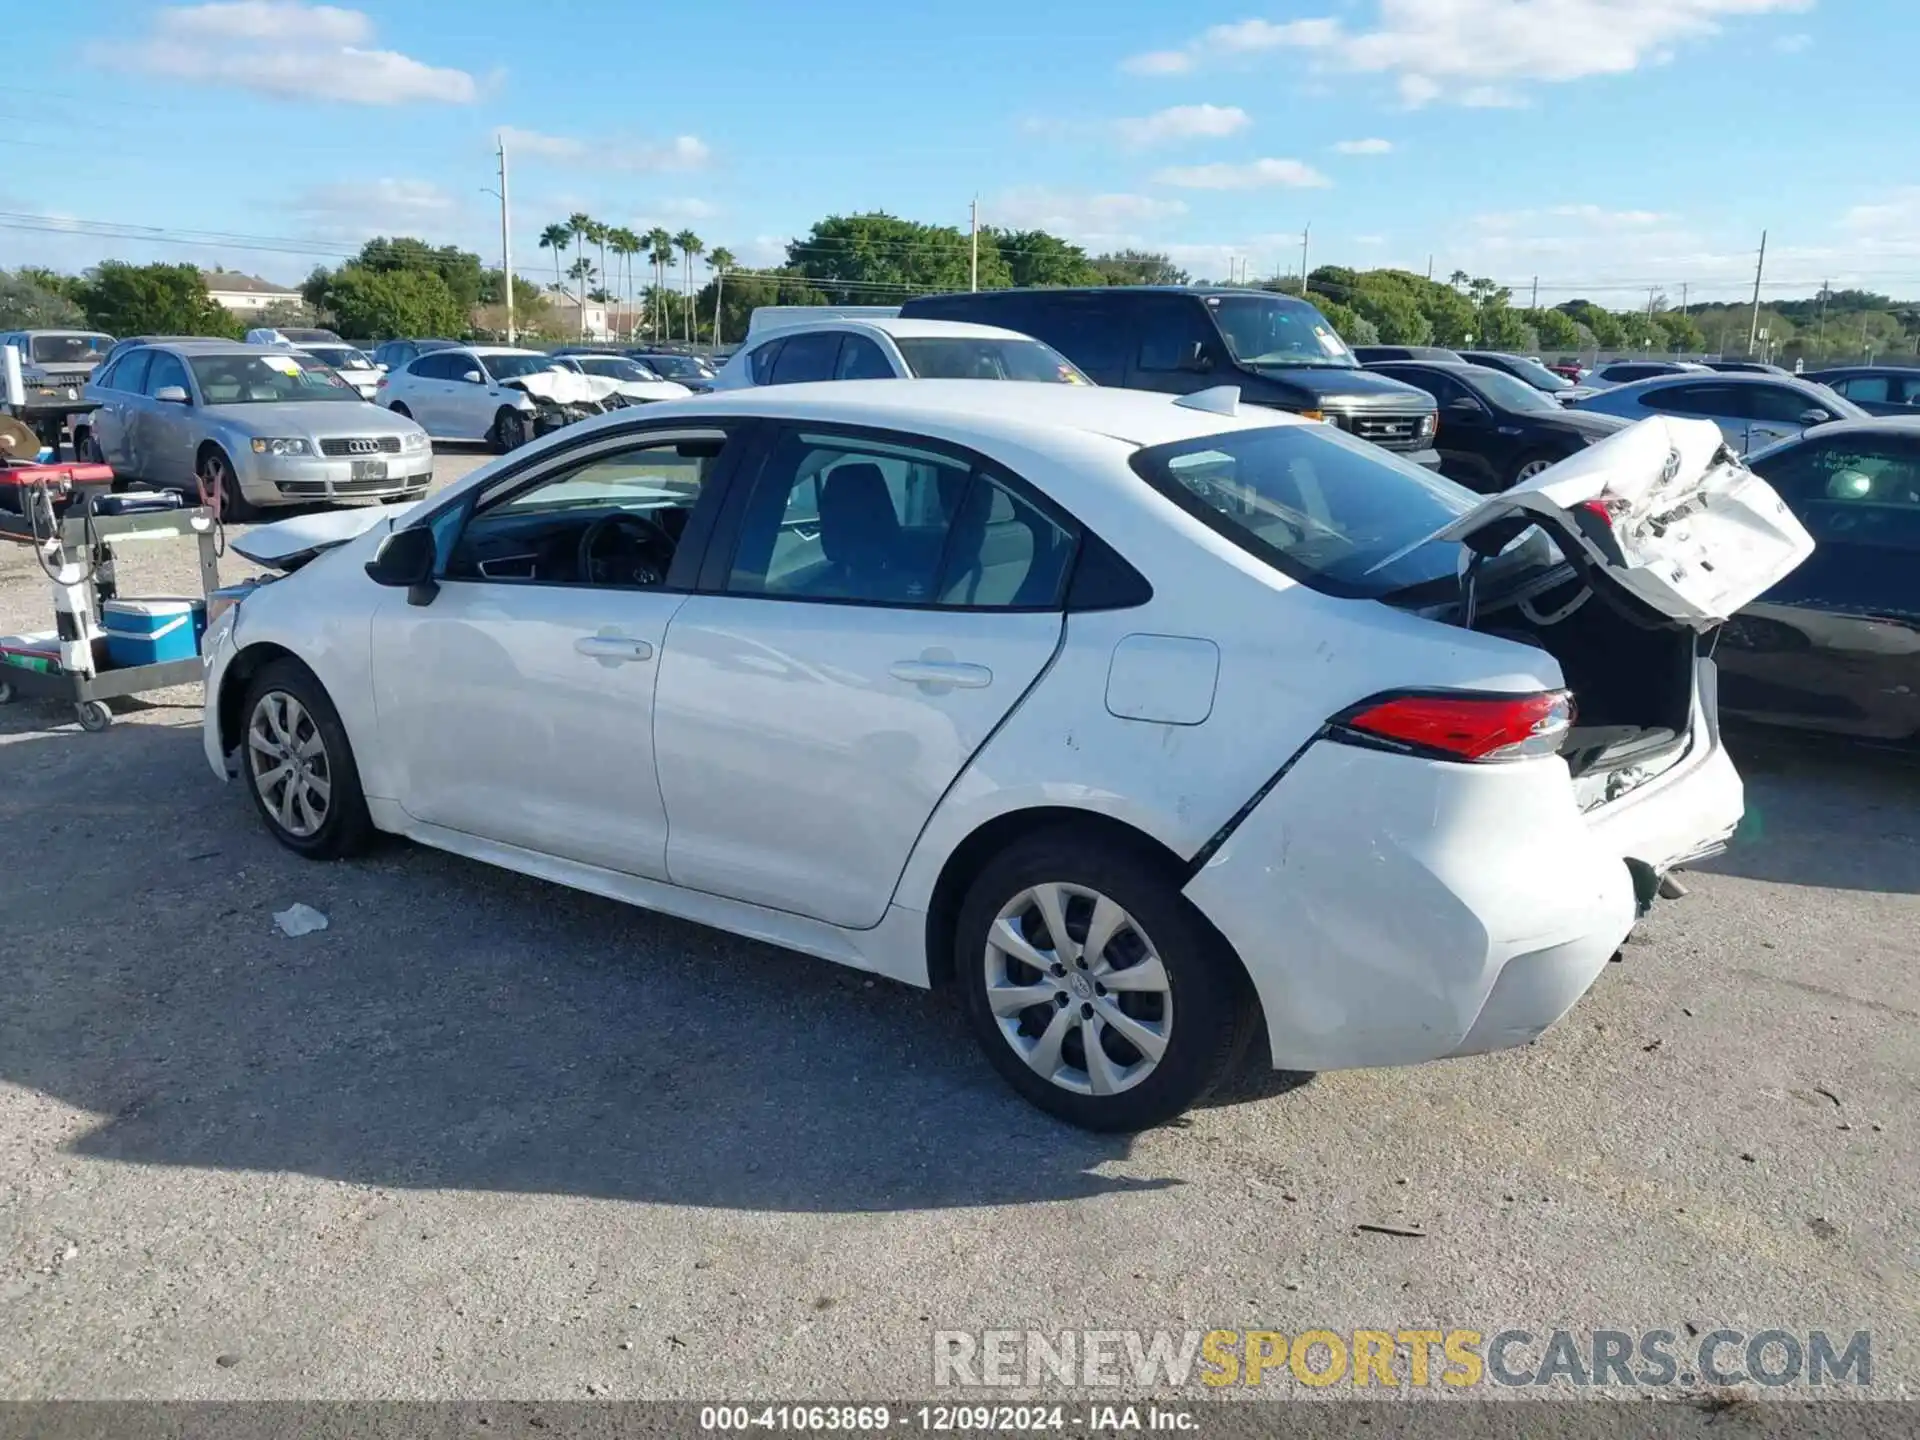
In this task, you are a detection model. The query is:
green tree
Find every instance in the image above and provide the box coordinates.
[0,268,86,329]
[538,223,571,295]
[1313,298,1377,346]
[1654,310,1705,353]
[989,229,1102,288]
[1090,249,1188,286]
[789,213,1011,302]
[566,212,594,310]
[693,267,827,347]
[1525,307,1582,351]
[307,265,463,340]
[351,237,485,309]
[608,227,641,333]
[1557,299,1624,350]
[1474,303,1535,352]
[646,228,675,340]
[706,246,736,345]
[1350,284,1433,345]
[74,262,239,337]
[674,230,704,340]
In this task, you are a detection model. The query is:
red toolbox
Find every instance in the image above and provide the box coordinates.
[0,459,116,516]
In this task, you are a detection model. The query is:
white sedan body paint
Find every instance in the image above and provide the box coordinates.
[205,383,1811,1077]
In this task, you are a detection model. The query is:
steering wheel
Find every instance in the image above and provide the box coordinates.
[577,512,676,588]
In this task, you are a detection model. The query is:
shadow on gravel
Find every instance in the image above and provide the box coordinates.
[1693,725,1920,894]
[1,716,1204,1214]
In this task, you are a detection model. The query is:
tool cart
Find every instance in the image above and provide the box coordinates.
[0,477,221,732]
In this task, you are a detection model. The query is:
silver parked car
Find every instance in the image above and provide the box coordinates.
[83,341,433,519]
[1570,372,1866,455]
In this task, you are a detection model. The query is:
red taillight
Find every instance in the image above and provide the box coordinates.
[1339,690,1573,762]
[1577,498,1612,525]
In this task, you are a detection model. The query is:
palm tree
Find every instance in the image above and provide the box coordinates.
[586,220,610,318]
[707,246,736,347]
[538,223,571,295]
[674,230,703,343]
[646,227,674,340]
[608,227,640,338]
[565,212,594,332]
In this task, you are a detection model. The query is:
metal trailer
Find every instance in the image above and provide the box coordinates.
[0,502,220,732]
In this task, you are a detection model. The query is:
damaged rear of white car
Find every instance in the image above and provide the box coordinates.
[1181,414,1811,1073]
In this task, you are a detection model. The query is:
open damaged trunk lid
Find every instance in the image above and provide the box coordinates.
[1421,415,1814,629]
[230,503,416,571]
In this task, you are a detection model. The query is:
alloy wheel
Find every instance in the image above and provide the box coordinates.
[1514,458,1555,482]
[247,690,332,838]
[983,882,1173,1096]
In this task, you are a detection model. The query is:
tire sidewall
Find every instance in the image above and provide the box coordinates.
[238,660,371,859]
[495,408,527,452]
[955,831,1248,1131]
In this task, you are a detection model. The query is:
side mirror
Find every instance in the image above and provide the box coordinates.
[462,369,485,384]
[1448,395,1483,413]
[1800,407,1830,426]
[364,525,439,606]
[154,386,190,404]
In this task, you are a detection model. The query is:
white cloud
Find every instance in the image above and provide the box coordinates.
[88,2,477,104]
[1332,137,1393,155]
[991,187,1189,242]
[498,127,711,172]
[1152,158,1331,190]
[1773,31,1813,52]
[1122,0,1814,105]
[1114,103,1251,147]
[291,178,466,240]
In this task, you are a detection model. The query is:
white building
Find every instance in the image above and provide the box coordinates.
[202,271,303,315]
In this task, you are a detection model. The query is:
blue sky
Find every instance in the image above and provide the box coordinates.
[4,0,1915,304]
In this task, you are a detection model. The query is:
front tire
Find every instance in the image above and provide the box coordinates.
[198,445,255,522]
[492,407,529,453]
[1508,451,1559,487]
[956,828,1252,1131]
[239,658,373,860]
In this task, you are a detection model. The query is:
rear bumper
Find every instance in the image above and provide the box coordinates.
[1183,694,1744,1073]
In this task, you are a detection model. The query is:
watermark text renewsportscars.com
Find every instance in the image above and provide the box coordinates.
[933,1328,1872,1390]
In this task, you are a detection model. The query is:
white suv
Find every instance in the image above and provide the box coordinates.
[713,317,1090,390]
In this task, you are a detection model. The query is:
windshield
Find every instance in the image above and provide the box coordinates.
[1131,421,1476,598]
[640,354,713,379]
[483,354,567,380]
[577,356,661,382]
[188,352,360,403]
[30,334,114,364]
[301,345,375,370]
[895,337,1089,383]
[1207,296,1356,370]
[1468,369,1562,413]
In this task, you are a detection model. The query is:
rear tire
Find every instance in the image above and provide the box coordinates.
[956,827,1253,1132]
[238,658,374,860]
[1508,451,1558,488]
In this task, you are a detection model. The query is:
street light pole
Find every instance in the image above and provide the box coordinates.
[1299,224,1310,296]
[496,134,514,344]
[970,197,979,293]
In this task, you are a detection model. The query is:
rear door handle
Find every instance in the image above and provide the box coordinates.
[889,659,992,689]
[574,633,654,664]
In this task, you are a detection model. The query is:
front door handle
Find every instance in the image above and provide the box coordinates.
[575,633,654,665]
[889,659,992,690]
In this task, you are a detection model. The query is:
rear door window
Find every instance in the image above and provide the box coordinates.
[1745,384,1832,424]
[113,350,154,395]
[769,331,842,385]
[1133,296,1217,372]
[1638,383,1743,417]
[834,333,894,379]
[1752,437,1920,551]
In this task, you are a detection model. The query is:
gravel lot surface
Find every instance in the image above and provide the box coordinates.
[2,450,1915,1403]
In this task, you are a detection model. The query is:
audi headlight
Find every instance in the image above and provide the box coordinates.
[250,437,311,457]
[402,431,430,453]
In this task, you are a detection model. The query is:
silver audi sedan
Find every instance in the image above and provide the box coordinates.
[83,340,432,518]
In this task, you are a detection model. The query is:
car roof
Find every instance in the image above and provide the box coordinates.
[14,328,112,337]
[597,378,1311,452]
[1804,365,1905,377]
[467,345,546,356]
[747,317,1037,345]
[1801,414,1920,439]
[913,285,1303,301]
[144,339,297,354]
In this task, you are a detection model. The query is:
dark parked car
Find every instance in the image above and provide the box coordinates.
[369,338,461,371]
[1351,345,1466,364]
[1703,360,1792,376]
[1366,360,1628,491]
[1460,350,1590,402]
[902,287,1441,468]
[621,350,717,391]
[1802,367,1920,417]
[1718,418,1920,740]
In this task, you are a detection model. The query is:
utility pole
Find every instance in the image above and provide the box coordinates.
[1816,278,1830,352]
[1425,254,1433,281]
[1746,228,1767,357]
[496,134,514,344]
[1530,275,1538,311]
[969,197,979,293]
[1299,224,1310,296]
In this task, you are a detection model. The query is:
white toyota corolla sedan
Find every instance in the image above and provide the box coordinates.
[203,381,1811,1131]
